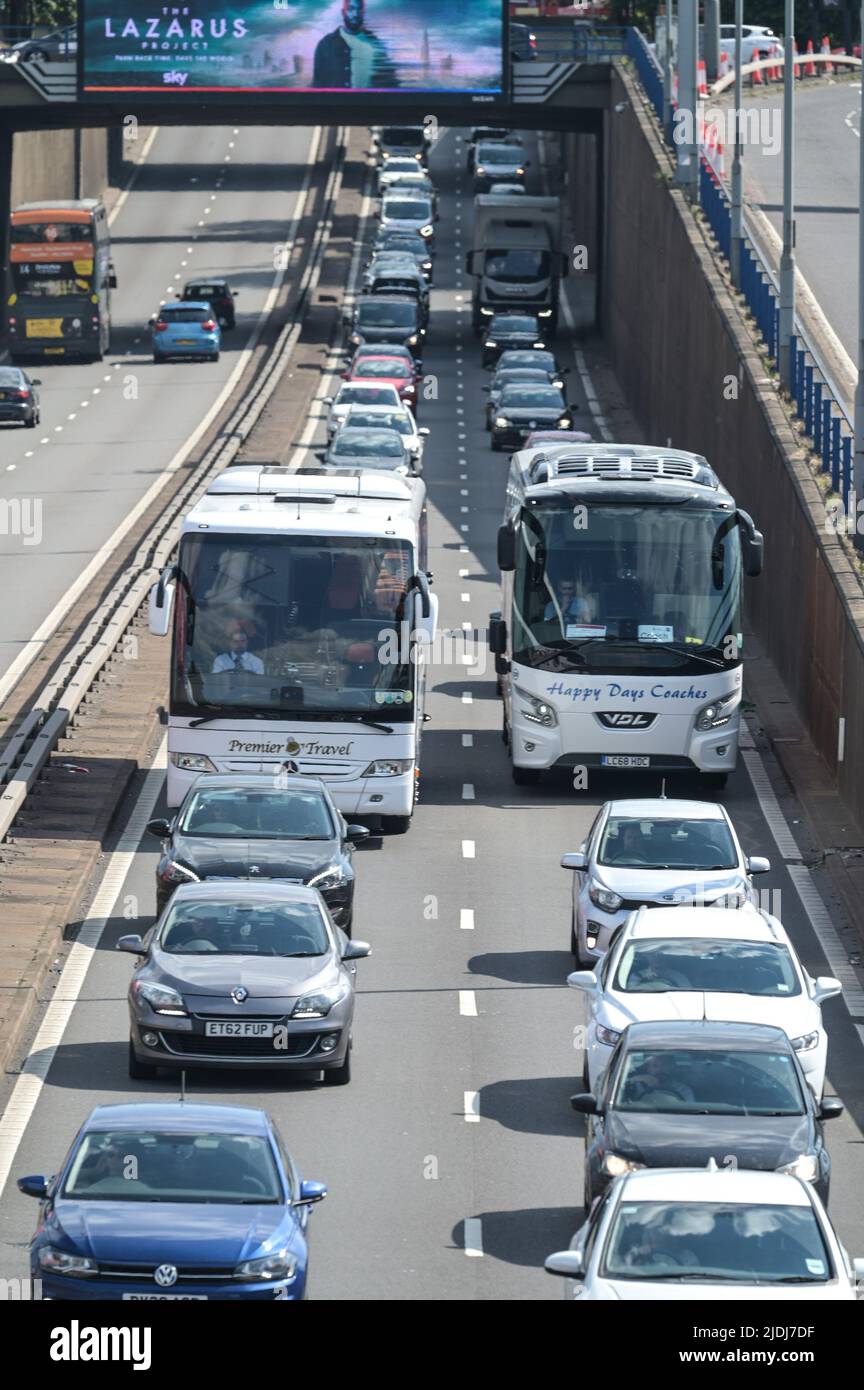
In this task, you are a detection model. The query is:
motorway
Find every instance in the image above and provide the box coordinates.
[735,80,860,362]
[1,127,864,1300]
[0,122,316,704]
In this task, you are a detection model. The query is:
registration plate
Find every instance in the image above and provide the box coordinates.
[43,347,65,355]
[122,1293,207,1301]
[204,1020,274,1038]
[601,755,650,768]
[175,338,196,344]
[26,318,63,338]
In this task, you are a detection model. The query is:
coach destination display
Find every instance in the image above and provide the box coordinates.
[79,0,505,101]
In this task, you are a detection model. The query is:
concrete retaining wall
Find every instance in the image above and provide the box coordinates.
[571,65,864,823]
[11,127,108,205]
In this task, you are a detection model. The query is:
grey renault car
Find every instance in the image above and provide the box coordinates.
[147,772,369,929]
[120,882,370,1085]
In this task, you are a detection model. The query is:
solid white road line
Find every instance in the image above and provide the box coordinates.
[0,127,320,712]
[459,991,478,1017]
[0,740,167,1199]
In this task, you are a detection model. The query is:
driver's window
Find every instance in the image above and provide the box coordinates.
[583,1187,613,1266]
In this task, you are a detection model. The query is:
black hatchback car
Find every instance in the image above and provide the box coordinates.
[147,773,369,930]
[481,314,546,367]
[0,366,40,428]
[490,383,576,451]
[574,1020,842,1209]
[181,278,237,329]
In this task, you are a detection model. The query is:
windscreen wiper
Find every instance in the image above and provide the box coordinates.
[353,715,395,732]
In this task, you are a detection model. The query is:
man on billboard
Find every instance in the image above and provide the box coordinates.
[312,0,400,88]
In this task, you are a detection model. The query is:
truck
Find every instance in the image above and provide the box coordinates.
[466,194,568,335]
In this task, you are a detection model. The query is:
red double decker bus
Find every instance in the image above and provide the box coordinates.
[6,199,117,362]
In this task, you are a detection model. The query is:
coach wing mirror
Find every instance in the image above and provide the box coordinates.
[148,565,176,637]
[561,851,587,871]
[497,523,516,572]
[746,856,770,874]
[414,589,439,646]
[739,510,764,576]
[487,611,506,655]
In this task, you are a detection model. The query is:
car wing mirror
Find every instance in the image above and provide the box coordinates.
[811,975,842,1004]
[342,940,371,961]
[545,1250,584,1278]
[117,934,147,955]
[746,856,771,874]
[147,817,172,838]
[346,824,371,844]
[561,851,587,870]
[295,1180,328,1206]
[17,1175,49,1200]
[566,970,598,993]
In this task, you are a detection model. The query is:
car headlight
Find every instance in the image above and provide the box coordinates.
[291,986,348,1019]
[480,307,494,317]
[558,417,572,428]
[362,759,413,776]
[170,752,217,773]
[406,334,419,346]
[696,692,737,730]
[419,225,434,238]
[515,167,526,176]
[588,880,623,912]
[307,866,347,891]
[350,333,361,345]
[159,860,200,886]
[778,1155,818,1183]
[514,683,557,727]
[476,166,486,176]
[603,1154,643,1177]
[533,340,546,348]
[792,1030,820,1053]
[235,1250,298,1281]
[596,1024,622,1047]
[422,261,432,272]
[38,1247,98,1276]
[538,309,553,318]
[494,416,509,428]
[485,340,497,349]
[133,981,187,1016]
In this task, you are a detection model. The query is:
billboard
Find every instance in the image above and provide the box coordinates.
[79,0,505,100]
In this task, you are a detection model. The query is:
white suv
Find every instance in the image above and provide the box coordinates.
[567,904,841,1098]
[718,23,780,65]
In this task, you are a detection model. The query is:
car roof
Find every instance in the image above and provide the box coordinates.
[84,1102,272,1136]
[618,1168,812,1205]
[185,279,228,287]
[605,797,726,820]
[185,772,328,797]
[622,1019,791,1049]
[162,301,211,311]
[627,906,782,942]
[168,880,323,906]
[333,427,403,443]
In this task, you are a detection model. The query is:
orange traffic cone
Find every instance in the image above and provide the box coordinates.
[697,59,708,96]
[750,56,763,86]
[804,38,816,76]
[792,38,800,77]
[821,35,833,74]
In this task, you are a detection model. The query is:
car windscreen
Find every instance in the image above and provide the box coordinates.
[62,1131,283,1204]
[497,350,556,372]
[477,144,525,164]
[382,126,424,144]
[598,816,738,869]
[178,787,333,840]
[337,385,401,405]
[384,200,432,220]
[354,360,411,378]
[611,1046,804,1116]
[356,302,416,327]
[331,432,404,458]
[492,370,550,389]
[160,898,330,957]
[491,317,538,333]
[614,938,802,998]
[499,387,564,409]
[601,1201,832,1284]
[345,411,411,436]
[385,160,422,173]
[160,308,210,323]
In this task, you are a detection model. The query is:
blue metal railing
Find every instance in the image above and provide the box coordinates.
[627,25,854,511]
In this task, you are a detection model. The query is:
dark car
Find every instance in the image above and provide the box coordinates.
[18,1102,326,1300]
[374,124,429,165]
[0,366,40,428]
[510,22,538,61]
[483,366,563,429]
[147,773,368,928]
[181,278,237,329]
[493,348,562,376]
[481,314,546,367]
[370,229,434,279]
[120,881,370,1083]
[490,383,577,451]
[574,1021,842,1210]
[348,295,425,361]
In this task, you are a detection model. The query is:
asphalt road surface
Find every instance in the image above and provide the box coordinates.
[737,80,860,360]
[0,122,315,698]
[1,128,863,1301]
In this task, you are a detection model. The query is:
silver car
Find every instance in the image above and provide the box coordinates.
[322,382,402,440]
[320,427,413,476]
[379,193,437,247]
[339,406,429,466]
[562,797,770,967]
[119,882,370,1085]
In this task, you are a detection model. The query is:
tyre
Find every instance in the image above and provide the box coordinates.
[211,352,220,362]
[380,814,410,835]
[512,763,540,786]
[153,354,165,364]
[570,907,579,959]
[128,1039,158,1081]
[25,415,36,429]
[323,1045,351,1086]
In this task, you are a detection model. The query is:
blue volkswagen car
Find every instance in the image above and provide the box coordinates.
[17,1102,326,1301]
[149,301,221,362]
